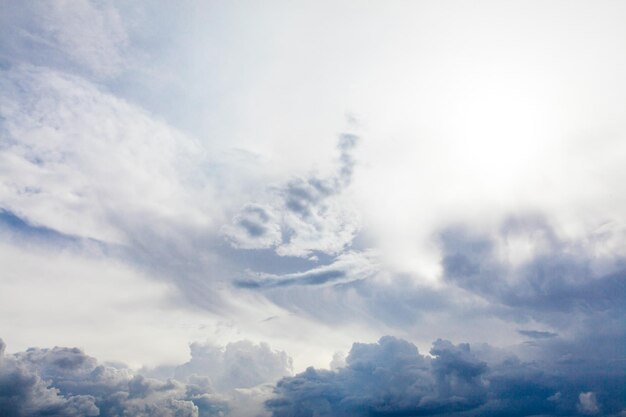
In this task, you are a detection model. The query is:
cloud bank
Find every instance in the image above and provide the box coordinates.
[267,336,626,417]
[0,338,293,417]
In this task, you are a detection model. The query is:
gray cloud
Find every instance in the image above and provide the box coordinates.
[0,338,293,417]
[517,330,558,339]
[439,215,626,323]
[221,204,282,250]
[223,133,361,258]
[3,326,624,417]
[266,335,626,417]
[235,251,377,289]
[0,342,100,417]
[0,12,367,318]
[236,269,345,289]
[0,59,366,313]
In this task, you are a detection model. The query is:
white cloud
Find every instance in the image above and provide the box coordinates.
[0,0,128,78]
[146,340,293,392]
[0,65,215,244]
[223,134,361,258]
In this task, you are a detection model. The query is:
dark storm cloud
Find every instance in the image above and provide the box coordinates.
[266,336,626,417]
[0,338,293,417]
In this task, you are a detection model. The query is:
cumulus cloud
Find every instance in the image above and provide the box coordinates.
[144,340,292,392]
[2,334,625,417]
[0,338,292,417]
[223,134,360,258]
[266,336,626,417]
[0,339,223,417]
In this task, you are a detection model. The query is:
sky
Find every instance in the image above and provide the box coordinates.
[0,1,625,416]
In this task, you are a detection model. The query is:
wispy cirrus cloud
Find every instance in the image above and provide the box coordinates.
[235,251,378,289]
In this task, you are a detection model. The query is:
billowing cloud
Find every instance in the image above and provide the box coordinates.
[266,336,626,417]
[0,339,100,417]
[223,134,360,258]
[0,338,292,417]
[0,339,210,417]
[144,340,292,392]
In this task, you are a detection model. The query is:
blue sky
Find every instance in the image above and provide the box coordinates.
[0,1,625,416]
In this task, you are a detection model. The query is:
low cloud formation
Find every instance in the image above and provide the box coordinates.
[266,336,626,417]
[0,338,225,417]
[223,134,360,258]
[144,340,292,392]
[2,332,624,417]
[0,338,291,417]
[0,339,99,417]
